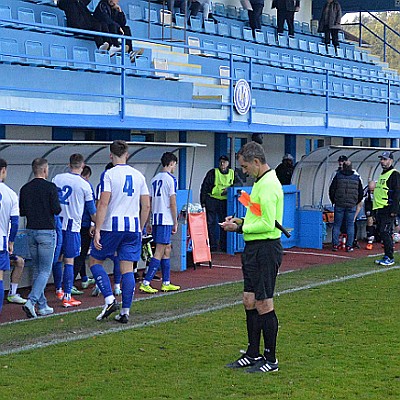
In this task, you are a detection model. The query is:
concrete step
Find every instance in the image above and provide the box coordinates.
[168,61,201,75]
[192,95,223,109]
[192,82,229,97]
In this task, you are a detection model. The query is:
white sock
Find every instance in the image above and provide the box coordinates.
[121,308,130,316]
[114,283,121,291]
[163,281,170,286]
[105,295,115,305]
[9,283,18,296]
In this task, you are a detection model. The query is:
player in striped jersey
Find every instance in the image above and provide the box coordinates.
[90,140,150,323]
[0,158,19,314]
[52,154,96,308]
[140,152,180,293]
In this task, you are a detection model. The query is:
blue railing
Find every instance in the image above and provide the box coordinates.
[0,14,400,133]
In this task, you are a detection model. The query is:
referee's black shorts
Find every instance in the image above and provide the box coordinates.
[242,239,283,300]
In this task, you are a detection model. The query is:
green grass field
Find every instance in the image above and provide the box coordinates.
[0,260,399,400]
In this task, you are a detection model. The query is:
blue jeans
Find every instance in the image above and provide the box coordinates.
[27,229,56,308]
[332,206,356,247]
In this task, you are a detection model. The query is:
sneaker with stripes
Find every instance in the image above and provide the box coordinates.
[246,358,279,373]
[225,354,264,369]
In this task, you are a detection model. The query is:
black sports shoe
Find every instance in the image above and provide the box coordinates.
[115,313,129,324]
[246,358,279,373]
[96,299,119,321]
[226,354,264,368]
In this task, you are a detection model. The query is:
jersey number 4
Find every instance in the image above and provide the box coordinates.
[123,175,135,196]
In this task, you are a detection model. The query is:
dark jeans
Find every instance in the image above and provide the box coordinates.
[277,9,295,36]
[70,19,110,49]
[332,206,356,247]
[324,28,339,48]
[205,196,227,252]
[108,24,133,52]
[248,3,264,37]
[168,0,187,15]
[376,211,395,259]
[74,226,92,280]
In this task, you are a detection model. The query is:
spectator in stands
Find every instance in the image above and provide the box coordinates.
[275,153,294,185]
[7,255,28,305]
[372,151,400,266]
[73,165,95,292]
[57,0,111,50]
[20,158,61,318]
[248,0,264,38]
[318,0,342,55]
[168,0,188,23]
[140,152,180,294]
[329,160,363,252]
[94,0,144,61]
[200,155,235,252]
[272,0,300,38]
[189,0,218,24]
[0,159,19,315]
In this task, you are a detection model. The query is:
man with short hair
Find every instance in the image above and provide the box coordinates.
[52,154,96,307]
[140,152,180,294]
[20,158,61,318]
[373,151,400,266]
[90,140,150,323]
[0,159,19,314]
[329,160,363,252]
[200,155,235,252]
[275,153,295,185]
[221,141,283,373]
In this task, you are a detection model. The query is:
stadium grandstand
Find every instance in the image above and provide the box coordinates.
[1,0,400,263]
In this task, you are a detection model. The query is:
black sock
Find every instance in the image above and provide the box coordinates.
[259,310,279,362]
[245,309,261,358]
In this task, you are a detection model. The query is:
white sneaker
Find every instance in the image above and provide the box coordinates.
[38,305,54,316]
[7,293,27,304]
[109,45,122,57]
[99,42,110,51]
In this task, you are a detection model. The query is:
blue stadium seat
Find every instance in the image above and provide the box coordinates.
[243,27,253,41]
[301,22,310,33]
[353,83,362,98]
[332,81,343,97]
[217,21,229,36]
[261,14,271,26]
[300,76,311,94]
[0,38,22,64]
[49,44,68,68]
[311,78,323,95]
[213,3,226,17]
[275,74,288,91]
[244,46,256,62]
[257,49,268,64]
[204,19,216,35]
[231,44,244,61]
[144,7,158,23]
[94,50,112,73]
[333,62,343,76]
[0,5,16,28]
[343,82,354,98]
[288,75,300,92]
[252,71,262,88]
[217,42,229,59]
[234,68,246,80]
[277,34,288,47]
[345,47,354,60]
[326,44,336,56]
[262,72,274,90]
[133,55,151,77]
[313,59,323,73]
[294,20,301,33]
[298,39,308,52]
[189,16,203,32]
[353,50,362,62]
[269,51,280,67]
[40,11,58,27]
[226,5,237,19]
[271,15,277,26]
[371,86,380,101]
[317,42,326,55]
[238,8,248,21]
[292,54,302,70]
[128,4,143,21]
[342,65,352,78]
[336,47,344,58]
[72,46,92,70]
[351,65,361,79]
[255,30,265,44]
[288,36,298,49]
[203,39,216,56]
[175,13,186,28]
[303,56,313,72]
[25,40,47,66]
[230,24,242,39]
[309,41,318,53]
[266,31,277,46]
[281,53,291,68]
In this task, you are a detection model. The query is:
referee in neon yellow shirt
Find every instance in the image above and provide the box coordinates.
[221,141,283,373]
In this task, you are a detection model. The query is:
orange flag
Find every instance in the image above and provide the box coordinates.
[238,191,261,216]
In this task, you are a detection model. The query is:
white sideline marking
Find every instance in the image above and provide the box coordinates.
[284,250,352,259]
[0,266,398,356]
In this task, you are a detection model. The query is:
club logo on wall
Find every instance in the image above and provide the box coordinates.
[234,79,251,115]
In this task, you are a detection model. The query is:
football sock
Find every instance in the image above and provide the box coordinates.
[121,307,130,316]
[90,264,113,298]
[113,257,121,285]
[245,308,261,358]
[121,272,135,309]
[9,282,18,296]
[260,310,279,362]
[52,261,63,291]
[161,258,171,284]
[144,257,161,284]
[0,280,3,313]
[63,264,74,295]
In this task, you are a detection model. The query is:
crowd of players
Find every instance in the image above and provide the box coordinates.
[0,140,180,323]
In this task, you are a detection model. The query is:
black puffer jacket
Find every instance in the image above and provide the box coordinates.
[329,169,363,208]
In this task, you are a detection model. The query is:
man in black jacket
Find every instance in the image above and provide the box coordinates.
[372,151,400,266]
[57,0,110,50]
[272,0,300,37]
[329,160,363,252]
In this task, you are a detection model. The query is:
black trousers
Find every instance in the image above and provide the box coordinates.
[276,9,295,36]
[376,211,395,259]
[107,24,133,52]
[248,3,264,37]
[324,28,339,48]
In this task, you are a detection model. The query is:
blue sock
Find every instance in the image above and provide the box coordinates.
[63,264,74,295]
[90,264,113,298]
[144,257,161,283]
[52,261,63,290]
[113,257,121,285]
[161,258,171,283]
[0,280,3,313]
[121,272,135,309]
